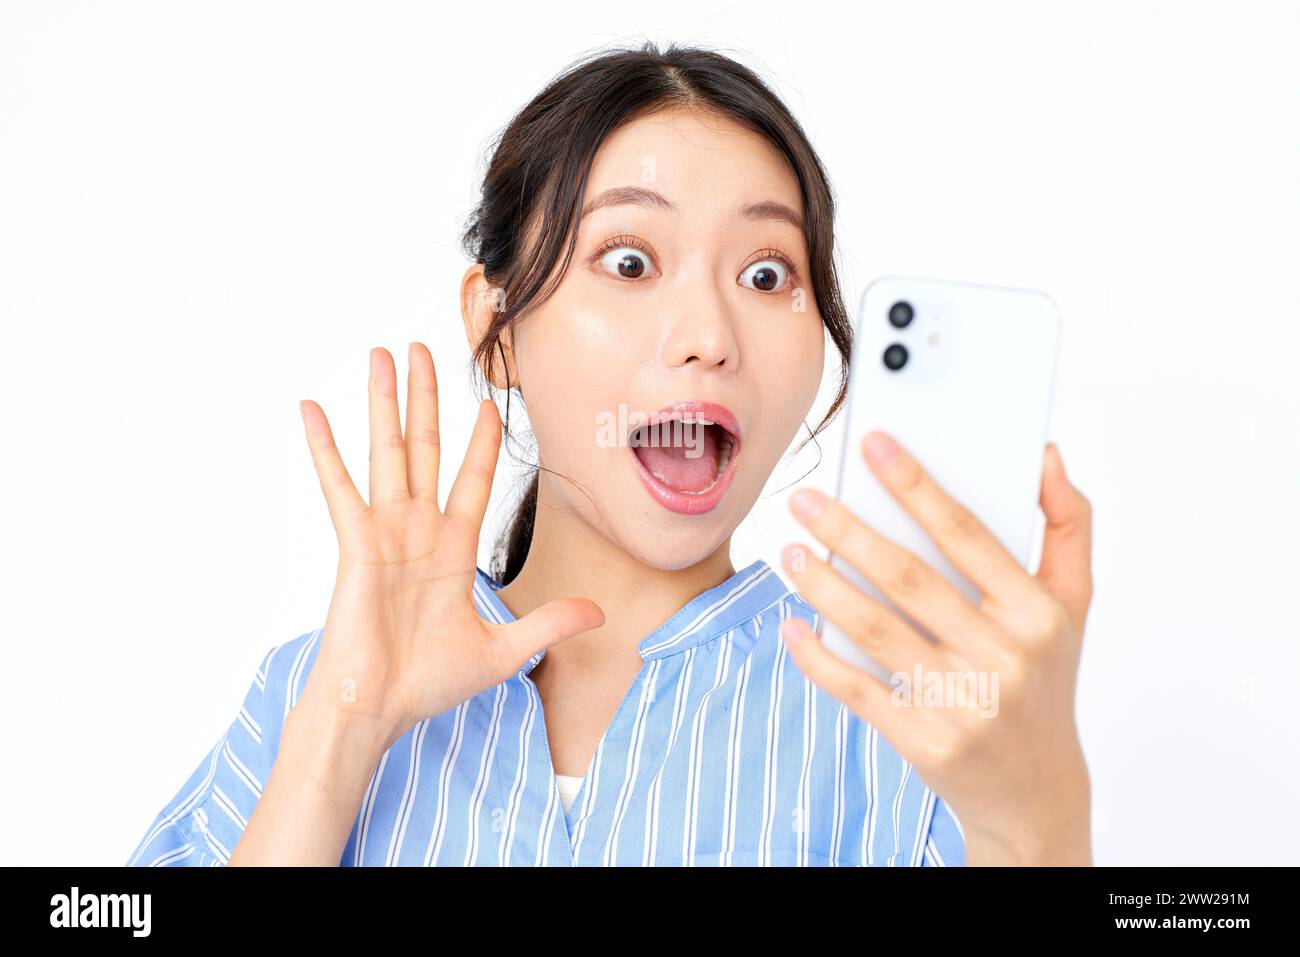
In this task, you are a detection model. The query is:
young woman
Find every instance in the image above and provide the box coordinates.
[128,42,1093,867]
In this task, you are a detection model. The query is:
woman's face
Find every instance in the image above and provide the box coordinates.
[495,105,825,570]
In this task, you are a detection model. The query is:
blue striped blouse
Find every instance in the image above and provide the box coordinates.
[128,559,966,866]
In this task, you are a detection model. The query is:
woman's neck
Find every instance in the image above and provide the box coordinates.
[493,486,736,675]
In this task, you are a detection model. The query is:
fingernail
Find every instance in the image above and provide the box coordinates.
[789,488,825,522]
[1048,442,1066,477]
[864,431,899,466]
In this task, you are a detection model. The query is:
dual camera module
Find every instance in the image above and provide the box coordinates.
[883,300,913,371]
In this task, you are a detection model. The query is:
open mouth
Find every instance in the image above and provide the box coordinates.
[627,401,742,515]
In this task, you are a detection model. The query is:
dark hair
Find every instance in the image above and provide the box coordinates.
[459,41,853,586]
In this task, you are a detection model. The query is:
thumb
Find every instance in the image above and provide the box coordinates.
[1036,442,1094,629]
[501,597,606,665]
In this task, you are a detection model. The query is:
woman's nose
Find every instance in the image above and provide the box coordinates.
[662,284,740,371]
[670,331,731,369]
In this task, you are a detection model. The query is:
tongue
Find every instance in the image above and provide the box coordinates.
[633,423,721,493]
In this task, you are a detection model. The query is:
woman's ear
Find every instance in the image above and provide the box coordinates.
[461,262,518,390]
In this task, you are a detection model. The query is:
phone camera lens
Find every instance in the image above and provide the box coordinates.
[888,300,914,328]
[882,343,908,371]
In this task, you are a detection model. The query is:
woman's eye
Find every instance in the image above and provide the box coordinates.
[598,246,652,280]
[739,258,791,293]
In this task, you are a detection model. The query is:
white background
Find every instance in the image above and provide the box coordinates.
[1,1,1296,866]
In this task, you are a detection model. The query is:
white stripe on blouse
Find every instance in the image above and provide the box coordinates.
[128,559,965,866]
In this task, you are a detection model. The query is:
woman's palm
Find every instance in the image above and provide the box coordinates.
[296,343,604,740]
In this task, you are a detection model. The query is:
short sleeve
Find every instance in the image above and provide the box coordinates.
[126,627,323,866]
[920,794,966,867]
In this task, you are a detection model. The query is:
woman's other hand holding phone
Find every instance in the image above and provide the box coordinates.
[780,431,1093,867]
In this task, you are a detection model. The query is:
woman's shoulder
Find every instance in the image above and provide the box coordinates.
[126,624,325,866]
[256,625,326,689]
[752,583,820,628]
[245,625,326,743]
[777,588,818,619]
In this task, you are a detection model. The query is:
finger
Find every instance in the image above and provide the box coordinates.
[787,488,1001,662]
[444,399,502,530]
[497,597,606,668]
[860,431,1036,608]
[405,342,441,502]
[780,544,955,677]
[368,347,410,506]
[298,399,366,530]
[779,616,929,758]
[1035,442,1094,628]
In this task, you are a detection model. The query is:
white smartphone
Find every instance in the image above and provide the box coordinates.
[818,275,1062,683]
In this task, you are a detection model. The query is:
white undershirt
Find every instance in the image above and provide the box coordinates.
[555,774,583,814]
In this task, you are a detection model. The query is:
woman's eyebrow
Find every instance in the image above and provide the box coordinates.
[741,199,804,231]
[582,186,675,217]
[581,186,804,230]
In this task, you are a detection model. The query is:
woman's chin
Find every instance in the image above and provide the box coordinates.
[615,508,743,572]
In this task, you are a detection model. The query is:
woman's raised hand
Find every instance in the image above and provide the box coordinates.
[296,343,605,748]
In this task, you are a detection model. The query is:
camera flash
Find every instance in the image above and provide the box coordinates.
[927,332,939,347]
